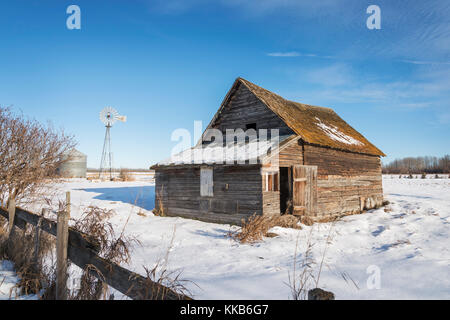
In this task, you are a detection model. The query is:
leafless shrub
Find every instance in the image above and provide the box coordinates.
[228,214,302,244]
[119,168,135,182]
[0,106,75,207]
[153,187,166,217]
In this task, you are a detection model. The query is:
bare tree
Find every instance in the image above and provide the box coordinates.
[0,107,76,206]
[382,155,450,174]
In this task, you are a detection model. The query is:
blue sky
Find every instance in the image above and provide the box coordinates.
[0,0,448,168]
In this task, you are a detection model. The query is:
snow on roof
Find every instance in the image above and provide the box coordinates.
[314,117,364,146]
[156,136,290,167]
[226,78,385,156]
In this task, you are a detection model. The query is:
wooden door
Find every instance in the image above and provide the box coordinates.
[292,165,318,216]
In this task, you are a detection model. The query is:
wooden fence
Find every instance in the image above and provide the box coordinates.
[0,193,192,300]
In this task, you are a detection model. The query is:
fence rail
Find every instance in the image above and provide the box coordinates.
[0,202,192,300]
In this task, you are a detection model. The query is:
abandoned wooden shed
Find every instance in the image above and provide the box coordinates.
[151,78,385,225]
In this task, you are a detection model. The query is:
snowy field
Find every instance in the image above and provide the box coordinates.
[1,176,449,299]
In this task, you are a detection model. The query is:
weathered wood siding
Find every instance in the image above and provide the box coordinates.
[303,144,383,217]
[262,191,280,216]
[208,83,294,136]
[261,164,280,216]
[155,165,262,225]
[262,139,383,218]
[278,138,303,167]
[261,139,304,217]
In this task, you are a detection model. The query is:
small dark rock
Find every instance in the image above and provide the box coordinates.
[265,232,278,238]
[308,288,335,300]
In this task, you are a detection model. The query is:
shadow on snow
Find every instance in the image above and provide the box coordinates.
[77,186,155,211]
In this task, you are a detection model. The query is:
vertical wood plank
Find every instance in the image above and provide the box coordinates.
[311,167,318,216]
[305,166,311,214]
[33,209,44,266]
[7,198,16,238]
[292,165,318,216]
[200,167,213,197]
[292,165,306,215]
[56,192,70,300]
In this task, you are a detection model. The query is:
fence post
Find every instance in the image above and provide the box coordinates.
[56,192,70,300]
[7,197,16,239]
[33,209,44,267]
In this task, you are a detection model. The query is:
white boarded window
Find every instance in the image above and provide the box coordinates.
[264,171,279,192]
[200,167,213,197]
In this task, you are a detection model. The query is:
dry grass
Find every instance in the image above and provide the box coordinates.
[137,226,196,300]
[69,206,139,300]
[286,228,316,300]
[153,187,166,217]
[118,168,135,182]
[0,216,55,298]
[0,203,137,300]
[286,221,336,300]
[69,206,193,300]
[1,201,193,300]
[227,214,302,244]
[140,261,194,300]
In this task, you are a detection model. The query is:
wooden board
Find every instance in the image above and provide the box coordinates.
[200,167,213,197]
[292,165,318,216]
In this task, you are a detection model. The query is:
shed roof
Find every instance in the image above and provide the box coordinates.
[210,78,385,156]
[154,134,294,167]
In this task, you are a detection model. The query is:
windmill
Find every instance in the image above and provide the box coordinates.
[99,107,127,180]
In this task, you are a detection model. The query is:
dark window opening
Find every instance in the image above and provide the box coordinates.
[246,123,257,130]
[280,167,292,215]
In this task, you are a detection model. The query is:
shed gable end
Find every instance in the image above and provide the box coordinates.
[205,82,294,140]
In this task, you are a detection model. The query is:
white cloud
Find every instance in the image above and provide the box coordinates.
[400,60,450,66]
[267,52,320,57]
[267,52,301,57]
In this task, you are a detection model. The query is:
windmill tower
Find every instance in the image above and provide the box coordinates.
[99,107,127,180]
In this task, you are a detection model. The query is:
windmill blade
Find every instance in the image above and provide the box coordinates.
[116,115,127,122]
[100,107,119,126]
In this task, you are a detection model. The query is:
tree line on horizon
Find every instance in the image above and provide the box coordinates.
[382,155,450,174]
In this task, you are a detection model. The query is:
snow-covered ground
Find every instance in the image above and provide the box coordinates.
[2,176,449,299]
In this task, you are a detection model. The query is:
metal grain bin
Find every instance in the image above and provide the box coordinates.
[58,149,87,178]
